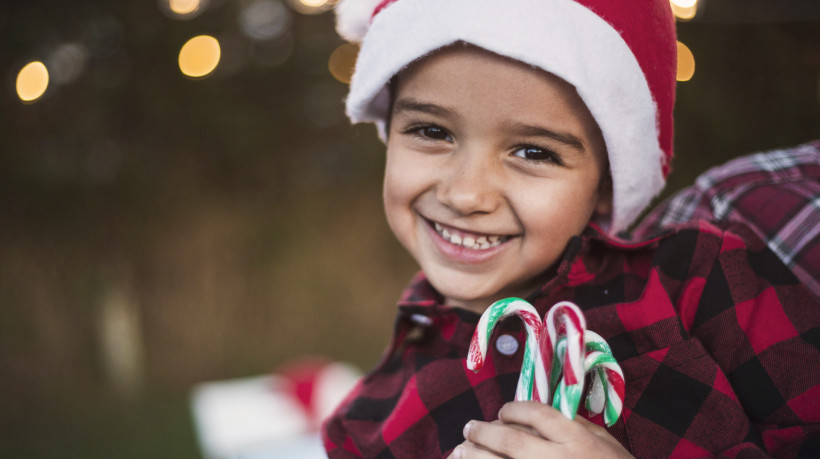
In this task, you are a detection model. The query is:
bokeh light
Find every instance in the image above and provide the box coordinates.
[16,61,49,103]
[158,0,207,19]
[328,43,359,84]
[670,0,697,7]
[287,0,334,15]
[670,0,698,21]
[170,0,201,14]
[240,0,291,41]
[676,41,695,82]
[178,35,221,78]
[47,43,88,86]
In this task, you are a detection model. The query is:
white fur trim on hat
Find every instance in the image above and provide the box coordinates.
[341,0,667,234]
[335,0,384,42]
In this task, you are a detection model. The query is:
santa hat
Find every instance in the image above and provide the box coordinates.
[336,0,677,234]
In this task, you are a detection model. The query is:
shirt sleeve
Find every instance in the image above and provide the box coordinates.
[635,141,820,300]
[685,223,820,458]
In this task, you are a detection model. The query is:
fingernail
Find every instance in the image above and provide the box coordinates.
[462,421,472,439]
[453,445,463,459]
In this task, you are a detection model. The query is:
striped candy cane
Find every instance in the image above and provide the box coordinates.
[467,297,543,401]
[583,331,625,427]
[544,301,587,419]
[467,298,625,427]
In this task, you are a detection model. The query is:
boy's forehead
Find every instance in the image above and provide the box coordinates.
[393,44,581,109]
[397,44,572,89]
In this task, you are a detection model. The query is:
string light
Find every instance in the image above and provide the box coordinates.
[240,0,291,41]
[676,41,695,82]
[169,0,201,15]
[328,43,358,84]
[300,0,327,5]
[16,61,49,103]
[670,0,698,21]
[178,35,221,78]
[670,0,697,7]
[158,0,206,19]
[287,0,334,15]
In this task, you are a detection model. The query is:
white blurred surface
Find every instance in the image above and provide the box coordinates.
[191,361,360,458]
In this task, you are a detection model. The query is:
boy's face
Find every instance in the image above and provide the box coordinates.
[384,46,611,313]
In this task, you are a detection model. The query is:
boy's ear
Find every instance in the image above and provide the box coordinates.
[595,174,613,217]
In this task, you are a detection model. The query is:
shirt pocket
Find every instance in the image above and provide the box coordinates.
[617,337,755,456]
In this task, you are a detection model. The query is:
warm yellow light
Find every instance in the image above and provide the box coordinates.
[676,41,695,82]
[670,0,697,21]
[178,35,221,78]
[670,0,697,8]
[288,0,332,14]
[169,0,201,15]
[16,61,49,102]
[328,43,359,84]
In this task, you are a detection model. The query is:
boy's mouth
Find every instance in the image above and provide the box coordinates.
[429,220,511,250]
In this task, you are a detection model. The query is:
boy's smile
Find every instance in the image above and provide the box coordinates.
[384,45,611,314]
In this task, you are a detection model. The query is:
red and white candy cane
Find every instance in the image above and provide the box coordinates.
[467,297,543,401]
[584,331,625,427]
[542,301,587,419]
[467,298,625,427]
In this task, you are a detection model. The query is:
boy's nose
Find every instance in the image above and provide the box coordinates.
[436,151,501,216]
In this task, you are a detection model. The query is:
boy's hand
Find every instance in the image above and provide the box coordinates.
[448,401,633,459]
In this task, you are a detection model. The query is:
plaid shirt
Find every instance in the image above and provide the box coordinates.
[635,140,820,299]
[323,222,820,458]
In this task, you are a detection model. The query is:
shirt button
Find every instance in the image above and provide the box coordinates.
[495,334,519,356]
[410,313,433,326]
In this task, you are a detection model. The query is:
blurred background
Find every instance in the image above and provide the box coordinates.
[0,0,818,457]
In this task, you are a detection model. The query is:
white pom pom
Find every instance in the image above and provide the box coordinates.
[335,0,385,42]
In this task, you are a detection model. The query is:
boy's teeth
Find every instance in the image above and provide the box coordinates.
[432,221,506,250]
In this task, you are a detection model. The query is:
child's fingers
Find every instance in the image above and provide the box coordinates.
[571,411,620,441]
[462,419,560,458]
[497,401,593,442]
[450,441,505,459]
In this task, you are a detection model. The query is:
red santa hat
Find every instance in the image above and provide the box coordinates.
[336,0,677,234]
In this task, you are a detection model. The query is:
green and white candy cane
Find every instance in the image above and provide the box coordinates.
[583,331,626,427]
[466,298,625,428]
[467,297,543,402]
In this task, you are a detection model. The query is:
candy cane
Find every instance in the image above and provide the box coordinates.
[583,331,625,427]
[467,297,543,401]
[544,301,586,419]
[466,299,625,427]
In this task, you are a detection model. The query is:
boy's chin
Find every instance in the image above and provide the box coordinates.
[428,270,550,314]
[434,281,522,314]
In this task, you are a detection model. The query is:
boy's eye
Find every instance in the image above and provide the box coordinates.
[408,125,453,142]
[512,146,564,166]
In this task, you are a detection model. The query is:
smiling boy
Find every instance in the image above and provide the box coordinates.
[323,0,820,457]
[384,47,611,315]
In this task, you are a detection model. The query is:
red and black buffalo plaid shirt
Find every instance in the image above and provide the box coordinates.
[635,140,820,300]
[323,221,820,458]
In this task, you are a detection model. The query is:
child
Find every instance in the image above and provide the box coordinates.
[323,0,820,457]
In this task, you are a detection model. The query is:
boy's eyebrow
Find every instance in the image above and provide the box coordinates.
[506,122,586,152]
[392,98,456,118]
